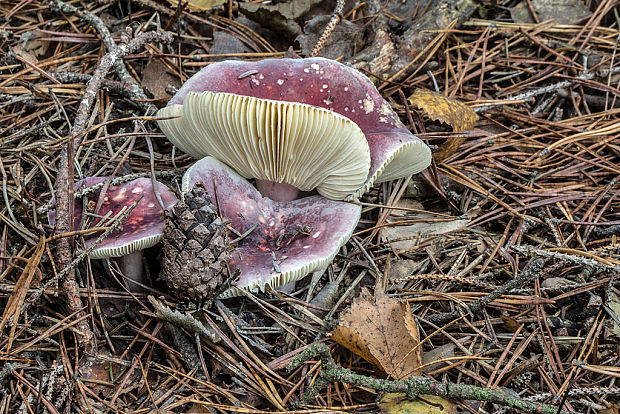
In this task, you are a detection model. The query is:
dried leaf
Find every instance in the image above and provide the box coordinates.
[381,199,468,251]
[409,89,477,132]
[599,403,620,414]
[240,0,323,38]
[331,290,422,379]
[296,16,363,60]
[409,89,477,161]
[379,393,457,414]
[381,200,469,252]
[421,342,456,373]
[388,259,424,288]
[167,0,226,11]
[604,287,620,341]
[141,58,180,102]
[540,277,574,294]
[185,402,213,413]
[500,315,522,333]
[509,0,590,24]
[14,31,52,63]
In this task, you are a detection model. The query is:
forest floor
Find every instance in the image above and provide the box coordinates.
[1,0,619,412]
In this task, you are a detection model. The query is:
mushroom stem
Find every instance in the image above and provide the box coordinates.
[256,180,300,202]
[120,252,147,292]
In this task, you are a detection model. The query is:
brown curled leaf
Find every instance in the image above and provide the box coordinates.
[331,289,422,379]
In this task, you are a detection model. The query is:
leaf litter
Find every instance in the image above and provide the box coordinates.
[0,0,619,412]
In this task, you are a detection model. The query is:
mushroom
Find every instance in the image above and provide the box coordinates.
[159,89,370,201]
[157,57,431,200]
[156,58,433,297]
[182,156,362,297]
[48,177,178,291]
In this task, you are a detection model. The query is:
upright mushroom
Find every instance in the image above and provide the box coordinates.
[158,57,431,200]
[48,177,178,291]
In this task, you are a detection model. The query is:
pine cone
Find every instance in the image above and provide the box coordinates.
[162,185,234,305]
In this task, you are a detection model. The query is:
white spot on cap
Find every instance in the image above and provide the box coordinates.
[311,63,320,72]
[380,102,392,115]
[322,84,328,89]
[312,231,321,238]
[303,68,310,73]
[344,87,349,91]
[147,202,155,208]
[277,79,284,85]
[303,245,310,249]
[131,187,143,194]
[344,107,349,111]
[363,93,374,114]
[259,74,264,79]
[252,78,260,85]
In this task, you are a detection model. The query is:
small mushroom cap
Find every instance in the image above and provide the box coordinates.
[159,92,370,200]
[160,57,431,199]
[182,156,362,297]
[48,177,178,258]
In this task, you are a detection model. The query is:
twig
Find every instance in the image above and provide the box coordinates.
[473,66,620,113]
[48,0,161,111]
[48,28,173,350]
[310,0,345,57]
[51,72,149,110]
[425,258,544,325]
[287,343,570,414]
[23,200,139,315]
[512,245,620,274]
[148,296,220,343]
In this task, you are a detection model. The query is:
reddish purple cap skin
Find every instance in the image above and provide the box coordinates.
[168,58,420,183]
[48,177,178,257]
[183,157,361,293]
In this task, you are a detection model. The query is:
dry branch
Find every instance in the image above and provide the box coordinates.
[50,29,173,349]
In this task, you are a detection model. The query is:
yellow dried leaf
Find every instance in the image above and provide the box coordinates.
[408,89,477,132]
[167,0,226,12]
[379,393,457,414]
[331,291,422,379]
[408,90,477,162]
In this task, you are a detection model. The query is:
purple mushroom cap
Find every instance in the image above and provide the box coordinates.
[159,57,431,199]
[48,177,178,258]
[182,156,362,297]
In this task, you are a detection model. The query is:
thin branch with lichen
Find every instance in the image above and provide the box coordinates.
[48,0,160,111]
[287,343,571,414]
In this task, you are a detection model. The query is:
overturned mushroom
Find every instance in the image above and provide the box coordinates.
[48,177,178,291]
[179,156,361,297]
[158,57,431,200]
